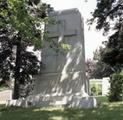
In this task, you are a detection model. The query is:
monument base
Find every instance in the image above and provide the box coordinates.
[26,93,97,108]
[6,93,97,108]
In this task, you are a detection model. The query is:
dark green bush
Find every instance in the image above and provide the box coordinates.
[108,73,123,102]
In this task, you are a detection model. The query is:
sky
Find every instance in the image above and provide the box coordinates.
[42,0,107,59]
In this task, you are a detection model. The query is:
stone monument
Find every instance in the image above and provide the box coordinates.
[32,8,96,108]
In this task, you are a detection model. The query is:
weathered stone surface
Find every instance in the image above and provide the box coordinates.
[34,8,88,94]
[32,8,96,108]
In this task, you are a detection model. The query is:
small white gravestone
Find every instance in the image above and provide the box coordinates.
[0,90,12,104]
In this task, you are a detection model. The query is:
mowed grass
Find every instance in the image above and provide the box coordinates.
[0,86,9,92]
[0,97,123,120]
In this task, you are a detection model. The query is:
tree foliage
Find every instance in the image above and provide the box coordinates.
[90,0,123,71]
[0,0,53,98]
[93,47,114,78]
[85,59,96,78]
[90,0,123,102]
[86,47,114,79]
[108,72,123,102]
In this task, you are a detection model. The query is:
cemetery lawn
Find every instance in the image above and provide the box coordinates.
[0,85,9,92]
[0,97,123,120]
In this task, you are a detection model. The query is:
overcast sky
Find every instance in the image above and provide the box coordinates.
[42,0,107,59]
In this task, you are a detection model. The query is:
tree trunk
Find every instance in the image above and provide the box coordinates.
[13,35,22,99]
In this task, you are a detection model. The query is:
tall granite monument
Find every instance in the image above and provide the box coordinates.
[33,8,96,108]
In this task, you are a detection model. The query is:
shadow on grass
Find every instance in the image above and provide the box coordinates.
[0,102,123,120]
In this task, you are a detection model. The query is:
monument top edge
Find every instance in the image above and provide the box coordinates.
[49,8,81,16]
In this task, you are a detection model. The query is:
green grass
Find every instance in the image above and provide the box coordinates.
[0,85,9,92]
[96,96,108,103]
[0,97,123,120]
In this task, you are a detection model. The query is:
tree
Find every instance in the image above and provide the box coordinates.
[0,0,52,99]
[92,47,114,78]
[85,47,114,79]
[0,37,40,97]
[85,58,96,78]
[89,0,123,101]
[89,0,123,72]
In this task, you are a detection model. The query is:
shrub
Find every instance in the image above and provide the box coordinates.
[108,73,123,102]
